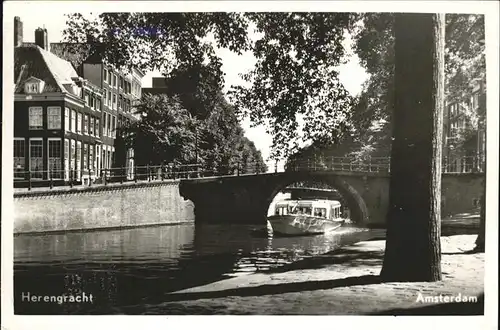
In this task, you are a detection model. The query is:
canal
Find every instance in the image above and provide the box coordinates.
[14,223,379,314]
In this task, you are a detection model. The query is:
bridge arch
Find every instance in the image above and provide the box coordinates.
[265,172,370,225]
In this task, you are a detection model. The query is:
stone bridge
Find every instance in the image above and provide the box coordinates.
[179,171,485,226]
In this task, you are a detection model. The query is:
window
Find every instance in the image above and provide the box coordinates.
[314,208,328,218]
[108,149,112,169]
[113,116,117,138]
[107,91,111,107]
[103,113,107,137]
[47,106,61,129]
[107,113,111,137]
[71,110,76,133]
[29,139,43,179]
[26,83,38,93]
[96,98,101,111]
[77,113,82,133]
[29,107,43,130]
[102,145,107,169]
[76,141,82,178]
[83,143,88,170]
[64,107,70,132]
[64,139,70,180]
[71,139,76,175]
[14,138,25,179]
[110,115,115,138]
[103,89,107,105]
[95,118,100,137]
[95,144,101,174]
[89,145,94,172]
[48,139,62,179]
[83,114,89,135]
[90,117,95,136]
[113,93,117,110]
[85,93,89,106]
[103,69,108,83]
[91,96,95,110]
[113,74,117,87]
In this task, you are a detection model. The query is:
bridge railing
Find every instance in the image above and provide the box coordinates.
[13,164,203,191]
[285,155,485,174]
[285,157,391,173]
[13,156,484,191]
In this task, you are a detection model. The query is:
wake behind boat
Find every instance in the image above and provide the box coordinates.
[267,199,345,236]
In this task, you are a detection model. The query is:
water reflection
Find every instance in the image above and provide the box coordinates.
[14,223,374,314]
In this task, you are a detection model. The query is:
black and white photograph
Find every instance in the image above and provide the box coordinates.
[2,1,498,329]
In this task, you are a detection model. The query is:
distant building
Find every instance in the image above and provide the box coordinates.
[443,77,486,172]
[141,76,169,96]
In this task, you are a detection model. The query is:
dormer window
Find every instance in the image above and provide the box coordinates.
[24,77,45,94]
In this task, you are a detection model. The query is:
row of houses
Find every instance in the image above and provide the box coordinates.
[13,17,145,186]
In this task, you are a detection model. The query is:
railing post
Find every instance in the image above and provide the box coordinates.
[28,170,32,191]
[147,164,150,182]
[89,170,93,186]
[161,165,165,181]
[134,166,138,183]
[50,171,53,189]
[121,167,124,184]
[70,170,74,188]
[104,168,108,186]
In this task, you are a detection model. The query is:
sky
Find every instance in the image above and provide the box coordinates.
[14,11,369,167]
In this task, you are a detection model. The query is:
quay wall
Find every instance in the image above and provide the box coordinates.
[13,181,195,235]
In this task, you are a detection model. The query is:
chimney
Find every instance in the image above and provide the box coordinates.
[35,27,48,51]
[14,16,23,47]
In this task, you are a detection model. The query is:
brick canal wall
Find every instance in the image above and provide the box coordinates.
[14,181,195,234]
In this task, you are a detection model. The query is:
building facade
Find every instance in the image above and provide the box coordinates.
[13,17,144,186]
[443,78,486,173]
[14,41,103,185]
[51,43,145,179]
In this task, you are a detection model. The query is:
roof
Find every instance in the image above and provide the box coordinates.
[50,43,95,70]
[14,44,81,95]
[50,42,146,77]
[275,199,341,207]
[142,87,169,95]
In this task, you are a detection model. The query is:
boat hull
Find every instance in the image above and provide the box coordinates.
[267,215,344,236]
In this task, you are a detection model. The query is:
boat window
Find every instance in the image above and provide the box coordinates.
[275,206,289,216]
[314,208,327,218]
[298,207,312,215]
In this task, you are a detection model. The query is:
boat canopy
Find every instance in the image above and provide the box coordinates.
[275,199,341,208]
[273,199,343,219]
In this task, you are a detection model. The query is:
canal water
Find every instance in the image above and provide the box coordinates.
[14,222,378,314]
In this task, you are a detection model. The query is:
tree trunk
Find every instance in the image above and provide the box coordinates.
[380,13,445,282]
[475,191,486,252]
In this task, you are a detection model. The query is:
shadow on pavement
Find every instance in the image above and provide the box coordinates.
[258,248,385,274]
[371,293,484,315]
[165,274,381,302]
[442,247,484,255]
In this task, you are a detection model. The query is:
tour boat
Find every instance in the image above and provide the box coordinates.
[267,199,345,236]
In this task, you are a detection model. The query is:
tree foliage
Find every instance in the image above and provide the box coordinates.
[122,91,267,173]
[121,94,198,165]
[348,13,485,159]
[63,12,358,160]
